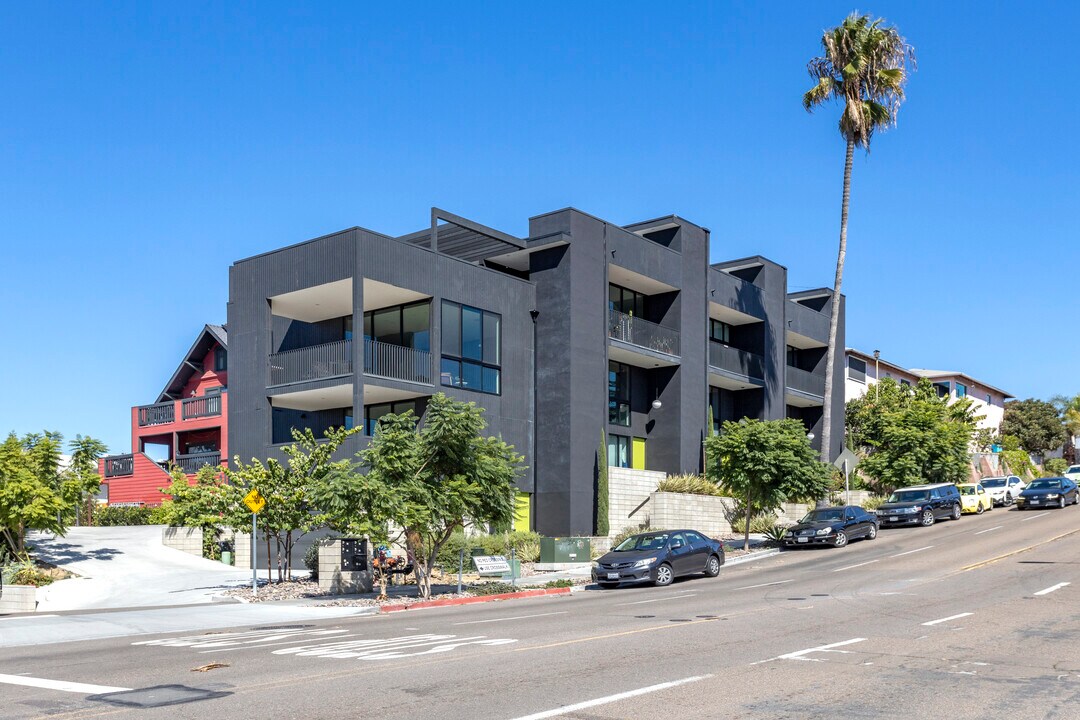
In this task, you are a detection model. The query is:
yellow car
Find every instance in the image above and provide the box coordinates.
[958,483,993,514]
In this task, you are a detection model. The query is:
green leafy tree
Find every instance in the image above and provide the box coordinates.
[0,432,68,558]
[705,419,832,551]
[65,435,108,523]
[1000,399,1067,456]
[158,465,243,559]
[229,425,359,582]
[1043,458,1069,477]
[803,13,915,463]
[999,434,1036,479]
[335,393,524,599]
[847,378,979,493]
[596,431,609,537]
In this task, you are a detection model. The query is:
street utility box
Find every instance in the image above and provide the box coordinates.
[540,537,591,563]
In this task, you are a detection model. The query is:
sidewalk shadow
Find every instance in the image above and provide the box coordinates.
[32,542,124,564]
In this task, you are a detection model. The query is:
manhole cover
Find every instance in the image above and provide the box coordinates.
[634,615,656,619]
[811,594,829,597]
[89,685,232,708]
[669,619,691,622]
[252,624,313,630]
[696,615,717,619]
[786,597,807,601]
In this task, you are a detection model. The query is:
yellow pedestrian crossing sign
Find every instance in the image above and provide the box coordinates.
[243,489,266,514]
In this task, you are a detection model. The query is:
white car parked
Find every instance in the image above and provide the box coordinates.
[979,476,1025,506]
[1064,465,1080,483]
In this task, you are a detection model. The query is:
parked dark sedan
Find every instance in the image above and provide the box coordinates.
[782,505,879,548]
[1015,477,1080,510]
[592,530,725,588]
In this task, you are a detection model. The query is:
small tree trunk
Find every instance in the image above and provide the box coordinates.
[743,487,753,553]
[265,534,273,583]
[818,138,855,504]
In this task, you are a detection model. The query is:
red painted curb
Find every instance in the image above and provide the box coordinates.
[380,586,572,613]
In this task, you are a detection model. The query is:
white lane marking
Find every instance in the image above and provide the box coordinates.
[734,579,794,591]
[891,546,934,558]
[616,593,696,606]
[0,673,131,695]
[922,612,973,626]
[0,614,59,621]
[134,627,347,649]
[1034,582,1071,596]
[974,526,1003,535]
[1021,512,1051,522]
[271,634,517,660]
[752,637,866,665]
[832,559,879,573]
[199,634,358,653]
[453,611,568,626]
[508,674,712,720]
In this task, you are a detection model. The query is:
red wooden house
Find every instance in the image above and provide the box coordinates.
[99,325,228,505]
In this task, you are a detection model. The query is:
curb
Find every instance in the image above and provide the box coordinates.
[723,548,780,566]
[380,586,572,613]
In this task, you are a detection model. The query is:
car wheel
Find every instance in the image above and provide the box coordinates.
[975,503,984,515]
[833,531,848,548]
[867,524,878,540]
[653,563,674,587]
[704,554,722,577]
[951,503,962,521]
[1059,496,1066,509]
[921,509,935,526]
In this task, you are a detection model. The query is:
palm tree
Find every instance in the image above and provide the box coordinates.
[803,13,915,465]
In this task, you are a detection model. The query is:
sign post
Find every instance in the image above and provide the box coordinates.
[833,448,860,506]
[242,489,266,597]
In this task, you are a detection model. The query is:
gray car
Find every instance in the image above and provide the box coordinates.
[592,530,725,588]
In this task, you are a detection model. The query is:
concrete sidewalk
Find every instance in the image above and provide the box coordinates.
[28,526,254,611]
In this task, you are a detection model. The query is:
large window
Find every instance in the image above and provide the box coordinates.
[214,348,228,372]
[608,284,645,317]
[709,319,731,344]
[363,301,430,351]
[364,400,420,436]
[608,361,631,426]
[848,357,866,382]
[955,383,967,398]
[440,301,501,395]
[607,434,630,468]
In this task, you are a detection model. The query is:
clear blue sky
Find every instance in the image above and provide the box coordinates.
[2,1,1076,454]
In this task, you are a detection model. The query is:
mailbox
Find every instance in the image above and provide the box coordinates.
[340,538,368,572]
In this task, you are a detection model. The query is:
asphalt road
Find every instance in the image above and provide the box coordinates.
[3,504,1080,720]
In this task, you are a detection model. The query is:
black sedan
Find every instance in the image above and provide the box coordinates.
[782,505,879,548]
[1015,477,1080,510]
[592,530,725,588]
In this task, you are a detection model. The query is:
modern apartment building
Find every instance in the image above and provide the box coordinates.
[845,348,1013,430]
[99,325,229,505]
[228,208,845,536]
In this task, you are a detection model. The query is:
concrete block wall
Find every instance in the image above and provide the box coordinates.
[0,585,37,614]
[318,538,373,594]
[162,526,203,557]
[607,467,666,537]
[649,492,734,538]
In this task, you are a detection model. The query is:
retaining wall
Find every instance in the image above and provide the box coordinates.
[318,538,373,594]
[0,585,37,614]
[650,492,734,537]
[162,526,203,557]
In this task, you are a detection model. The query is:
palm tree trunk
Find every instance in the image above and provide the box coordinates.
[819,138,855,474]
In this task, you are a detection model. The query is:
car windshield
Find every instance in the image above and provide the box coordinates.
[889,490,930,503]
[959,486,976,496]
[801,509,844,523]
[1068,466,1080,474]
[613,533,669,552]
[981,478,1006,488]
[1026,479,1061,490]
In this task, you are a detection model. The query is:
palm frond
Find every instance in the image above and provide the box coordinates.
[802,76,837,110]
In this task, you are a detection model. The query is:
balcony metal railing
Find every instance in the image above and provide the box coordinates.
[709,342,765,381]
[269,339,353,386]
[104,454,134,478]
[137,402,175,427]
[786,366,826,398]
[364,338,434,384]
[607,309,680,357]
[181,394,222,420]
[175,452,221,475]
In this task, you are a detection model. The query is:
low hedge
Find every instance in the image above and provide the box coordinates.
[91,505,168,526]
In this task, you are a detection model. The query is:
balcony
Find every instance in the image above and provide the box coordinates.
[270,339,353,386]
[103,454,134,478]
[175,451,221,475]
[137,402,174,427]
[709,342,765,381]
[786,366,826,398]
[181,394,222,420]
[607,309,680,358]
[364,338,433,385]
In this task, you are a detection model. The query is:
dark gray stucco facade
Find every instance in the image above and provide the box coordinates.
[228,208,845,537]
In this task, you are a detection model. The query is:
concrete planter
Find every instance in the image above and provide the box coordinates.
[318,538,373,594]
[0,584,37,614]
